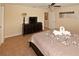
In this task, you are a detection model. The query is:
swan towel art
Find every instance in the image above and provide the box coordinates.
[53,26,71,36]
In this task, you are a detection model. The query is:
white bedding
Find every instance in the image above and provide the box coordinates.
[31,31,79,56]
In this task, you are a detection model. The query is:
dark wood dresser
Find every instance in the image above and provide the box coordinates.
[22,22,42,35]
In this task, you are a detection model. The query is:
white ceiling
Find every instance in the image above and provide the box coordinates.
[55,3,79,6]
[6,3,79,7]
[20,3,79,7]
[17,3,51,7]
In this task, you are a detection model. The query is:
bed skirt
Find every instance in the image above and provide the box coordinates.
[29,42,44,56]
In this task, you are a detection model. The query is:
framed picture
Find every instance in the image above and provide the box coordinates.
[44,12,48,20]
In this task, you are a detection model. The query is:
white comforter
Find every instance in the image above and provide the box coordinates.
[31,31,79,56]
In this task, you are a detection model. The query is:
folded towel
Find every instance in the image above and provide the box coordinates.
[53,26,71,36]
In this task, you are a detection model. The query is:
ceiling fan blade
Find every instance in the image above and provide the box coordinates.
[51,3,55,6]
[48,3,55,8]
[54,5,61,7]
[50,3,61,7]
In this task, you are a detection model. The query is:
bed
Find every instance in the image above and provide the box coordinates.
[29,30,79,56]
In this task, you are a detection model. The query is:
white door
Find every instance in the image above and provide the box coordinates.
[0,5,4,45]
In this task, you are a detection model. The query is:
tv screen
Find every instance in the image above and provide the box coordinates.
[29,17,37,24]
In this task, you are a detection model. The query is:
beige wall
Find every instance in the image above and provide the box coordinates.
[4,4,48,38]
[55,5,79,33]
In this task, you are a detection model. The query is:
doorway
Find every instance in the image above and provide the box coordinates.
[44,12,49,30]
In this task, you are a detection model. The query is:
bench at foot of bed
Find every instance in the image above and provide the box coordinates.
[29,42,44,56]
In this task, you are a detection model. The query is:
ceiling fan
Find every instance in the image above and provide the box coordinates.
[48,3,61,11]
[48,3,61,8]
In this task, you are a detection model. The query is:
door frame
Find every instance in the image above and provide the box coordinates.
[0,5,4,45]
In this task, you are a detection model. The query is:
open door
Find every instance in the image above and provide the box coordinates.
[0,4,4,45]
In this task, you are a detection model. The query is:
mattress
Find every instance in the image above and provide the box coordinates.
[31,31,79,56]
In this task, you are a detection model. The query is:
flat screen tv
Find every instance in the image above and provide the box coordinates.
[29,17,37,24]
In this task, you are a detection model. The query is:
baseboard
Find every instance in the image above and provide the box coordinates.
[5,33,22,38]
[0,33,22,45]
[0,39,4,46]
